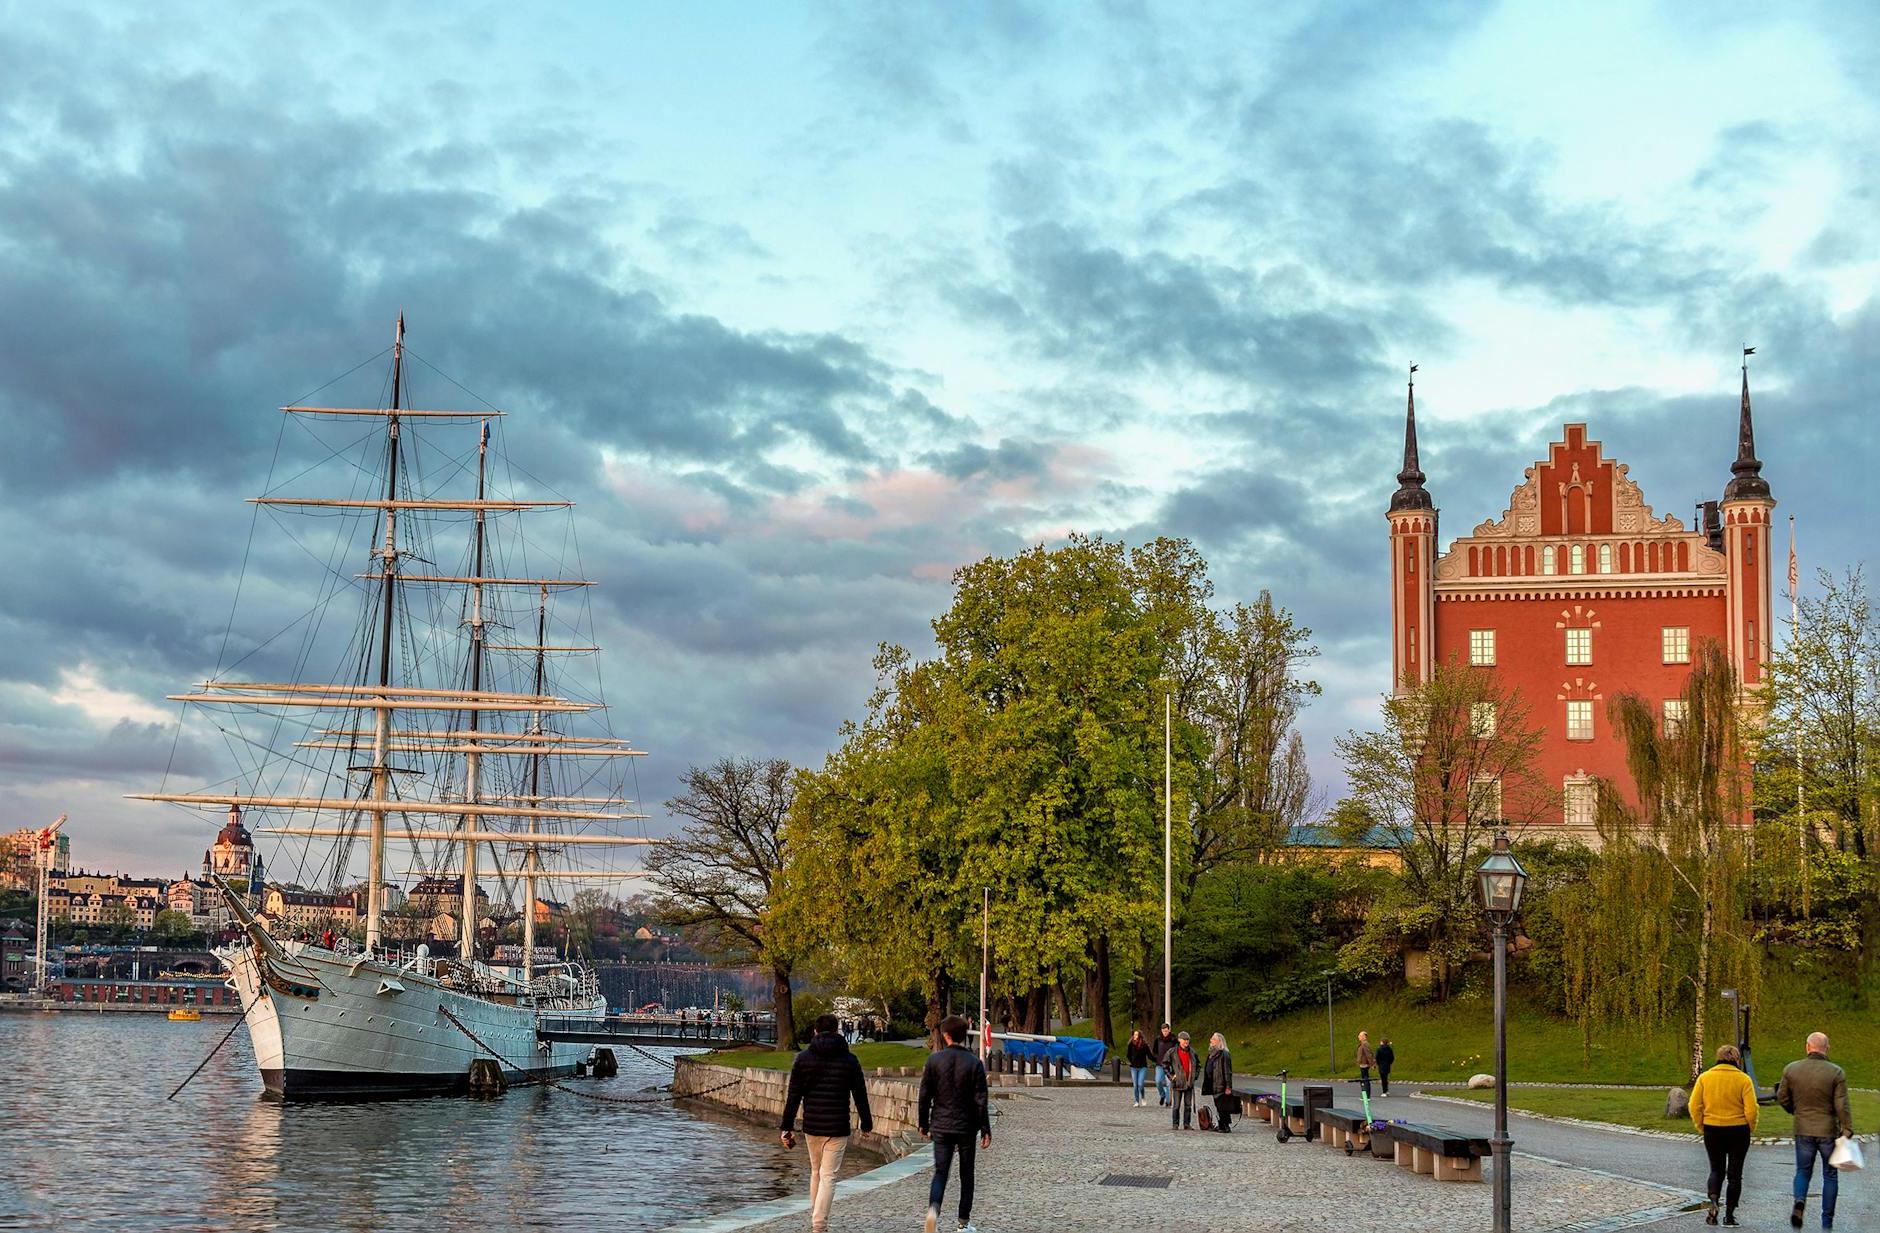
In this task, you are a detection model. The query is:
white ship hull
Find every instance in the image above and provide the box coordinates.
[224,940,605,1099]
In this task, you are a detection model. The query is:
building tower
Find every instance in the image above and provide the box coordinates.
[1387,366,1437,692]
[203,803,263,894]
[1720,351,1776,688]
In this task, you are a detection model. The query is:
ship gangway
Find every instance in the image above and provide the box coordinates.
[536,1013,778,1048]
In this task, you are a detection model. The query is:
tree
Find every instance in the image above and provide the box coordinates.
[1336,659,1549,999]
[646,757,798,1051]
[1556,641,1760,1079]
[152,909,200,944]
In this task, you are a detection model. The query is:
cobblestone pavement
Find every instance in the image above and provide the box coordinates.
[736,1085,1689,1233]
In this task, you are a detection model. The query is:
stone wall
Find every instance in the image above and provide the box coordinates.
[672,1059,930,1158]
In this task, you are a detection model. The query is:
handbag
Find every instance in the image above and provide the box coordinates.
[1829,1137,1864,1172]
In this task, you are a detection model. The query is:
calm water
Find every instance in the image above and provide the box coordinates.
[0,1012,824,1231]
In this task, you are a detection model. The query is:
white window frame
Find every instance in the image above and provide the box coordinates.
[1663,698,1686,736]
[1662,626,1690,664]
[1570,543,1586,574]
[1471,702,1498,739]
[1566,700,1594,741]
[1542,545,1558,575]
[1469,629,1496,666]
[1470,775,1503,823]
[1565,627,1593,665]
[1564,778,1596,829]
[1598,543,1613,574]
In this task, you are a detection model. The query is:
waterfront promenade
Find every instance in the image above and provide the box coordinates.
[683,1082,1702,1233]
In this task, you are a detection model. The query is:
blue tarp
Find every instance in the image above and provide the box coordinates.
[999,1034,1108,1070]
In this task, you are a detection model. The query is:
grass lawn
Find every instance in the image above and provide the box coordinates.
[1189,958,1880,1088]
[1442,1085,1880,1137]
[698,1042,930,1071]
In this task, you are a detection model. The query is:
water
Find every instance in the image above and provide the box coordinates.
[0,1012,825,1231]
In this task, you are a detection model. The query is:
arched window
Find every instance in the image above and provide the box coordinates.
[1598,543,1613,574]
[1569,543,1586,574]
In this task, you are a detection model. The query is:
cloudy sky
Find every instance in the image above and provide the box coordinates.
[2,1,1873,878]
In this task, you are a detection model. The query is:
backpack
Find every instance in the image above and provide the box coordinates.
[1197,1105,1214,1131]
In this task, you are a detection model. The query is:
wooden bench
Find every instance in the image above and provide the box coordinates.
[1234,1089,1275,1124]
[1312,1106,1376,1153]
[1387,1122,1490,1182]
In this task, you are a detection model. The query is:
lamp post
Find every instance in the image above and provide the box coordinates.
[1162,683,1173,1027]
[979,887,991,1060]
[1477,831,1529,1233]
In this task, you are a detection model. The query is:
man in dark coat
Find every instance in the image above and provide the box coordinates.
[781,1013,875,1233]
[919,1015,992,1233]
[1201,1032,1235,1132]
[1168,1031,1199,1130]
[1375,1038,1395,1096]
[1777,1031,1854,1230]
[1151,1022,1177,1107]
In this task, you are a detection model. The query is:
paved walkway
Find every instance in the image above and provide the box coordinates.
[733,1084,1690,1233]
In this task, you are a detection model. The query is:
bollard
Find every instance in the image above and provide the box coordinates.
[467,1058,507,1098]
[1112,1057,1122,1083]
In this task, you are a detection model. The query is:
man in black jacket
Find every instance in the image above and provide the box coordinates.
[919,1015,991,1233]
[1201,1032,1234,1132]
[780,1013,875,1233]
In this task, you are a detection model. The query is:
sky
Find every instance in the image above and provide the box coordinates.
[1,1,1874,878]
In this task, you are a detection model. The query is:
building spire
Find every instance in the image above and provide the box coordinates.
[1391,363,1433,511]
[1723,347,1770,501]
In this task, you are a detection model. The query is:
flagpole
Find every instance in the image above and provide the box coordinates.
[1791,514,1808,918]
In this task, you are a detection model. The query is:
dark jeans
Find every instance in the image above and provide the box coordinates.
[1212,1093,1234,1132]
[1702,1123,1751,1212]
[1378,1066,1391,1094]
[1358,1066,1372,1096]
[1171,1087,1194,1127]
[928,1133,976,1224]
[1794,1133,1839,1219]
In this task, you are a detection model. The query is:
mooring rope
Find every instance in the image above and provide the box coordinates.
[436,1004,746,1105]
[168,997,265,1101]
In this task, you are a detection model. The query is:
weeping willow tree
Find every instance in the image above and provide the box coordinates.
[1560,640,1760,1080]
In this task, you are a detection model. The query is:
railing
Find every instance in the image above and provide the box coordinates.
[536,1013,777,1045]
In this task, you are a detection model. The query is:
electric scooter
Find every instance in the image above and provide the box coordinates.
[1275,1069,1292,1142]
[1346,1072,1374,1155]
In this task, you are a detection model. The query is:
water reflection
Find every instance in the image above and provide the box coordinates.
[0,1013,828,1231]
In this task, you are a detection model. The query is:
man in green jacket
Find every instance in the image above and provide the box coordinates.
[1777,1031,1853,1230]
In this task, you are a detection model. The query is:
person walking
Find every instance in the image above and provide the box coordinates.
[1689,1043,1759,1226]
[1355,1030,1376,1095]
[1375,1037,1395,1096]
[919,1015,991,1233]
[1151,1022,1177,1107]
[1167,1031,1199,1130]
[1777,1031,1854,1230]
[1201,1032,1235,1133]
[780,1013,875,1233]
[1125,1029,1153,1107]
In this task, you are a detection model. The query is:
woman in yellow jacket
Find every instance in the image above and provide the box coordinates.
[1689,1044,1759,1226]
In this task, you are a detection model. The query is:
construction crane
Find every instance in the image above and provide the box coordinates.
[30,814,66,997]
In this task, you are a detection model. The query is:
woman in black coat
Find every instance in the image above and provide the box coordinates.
[1125,1030,1153,1106]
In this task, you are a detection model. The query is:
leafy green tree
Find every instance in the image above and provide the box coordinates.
[152,909,200,944]
[646,756,800,1051]
[1336,659,1549,999]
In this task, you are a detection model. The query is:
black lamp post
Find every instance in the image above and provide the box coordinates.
[1477,831,1529,1233]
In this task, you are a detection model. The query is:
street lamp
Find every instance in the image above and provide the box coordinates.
[1477,831,1529,1233]
[1158,679,1173,1028]
[1323,970,1336,1074]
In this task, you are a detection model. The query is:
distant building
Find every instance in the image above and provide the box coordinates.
[261,887,358,934]
[2,828,69,893]
[202,805,263,892]
[1386,365,1774,840]
[1,919,29,990]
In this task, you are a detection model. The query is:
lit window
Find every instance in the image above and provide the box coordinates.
[1598,543,1613,574]
[1469,629,1496,666]
[1470,775,1503,823]
[1564,779,1596,829]
[1565,628,1593,665]
[1570,544,1586,574]
[1566,700,1594,741]
[1663,699,1686,736]
[1471,702,1498,739]
[1662,626,1690,664]
[1542,546,1558,576]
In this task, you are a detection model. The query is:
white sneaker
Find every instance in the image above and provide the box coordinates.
[958,1225,979,1233]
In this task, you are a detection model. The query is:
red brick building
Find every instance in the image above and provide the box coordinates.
[1386,363,1775,839]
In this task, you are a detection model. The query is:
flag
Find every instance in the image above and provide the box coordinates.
[1788,518,1799,595]
[480,420,491,447]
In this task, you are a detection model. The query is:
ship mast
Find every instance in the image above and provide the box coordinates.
[364,314,404,953]
[459,418,490,960]
[523,584,549,985]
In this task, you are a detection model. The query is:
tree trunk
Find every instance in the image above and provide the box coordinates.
[927,967,951,1050]
[1026,984,1048,1033]
[1053,970,1074,1030]
[1691,892,1713,1083]
[1092,933,1114,1047]
[771,962,795,1051]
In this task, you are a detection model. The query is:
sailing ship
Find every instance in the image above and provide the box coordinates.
[134,317,653,1098]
